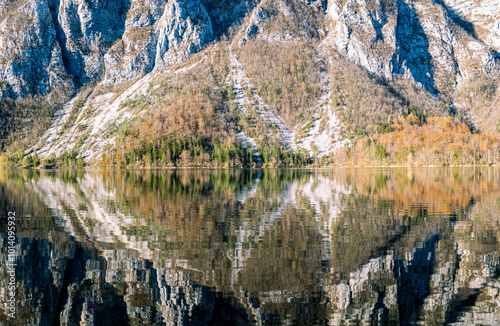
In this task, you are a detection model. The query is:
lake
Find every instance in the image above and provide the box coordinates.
[0,168,499,325]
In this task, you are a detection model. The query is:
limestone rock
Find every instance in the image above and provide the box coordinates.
[0,0,215,97]
[154,0,214,68]
[0,0,73,98]
[105,0,215,84]
[246,7,270,38]
[442,0,500,53]
[56,0,129,85]
[103,0,167,84]
[327,0,499,93]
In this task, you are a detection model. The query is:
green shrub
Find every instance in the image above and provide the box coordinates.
[375,143,387,161]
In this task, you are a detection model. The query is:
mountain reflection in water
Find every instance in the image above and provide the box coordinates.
[0,168,499,325]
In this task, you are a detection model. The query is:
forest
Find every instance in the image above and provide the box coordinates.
[331,115,500,167]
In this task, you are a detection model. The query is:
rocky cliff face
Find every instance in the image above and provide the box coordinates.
[0,0,73,98]
[4,0,497,98]
[326,0,499,93]
[442,0,500,52]
[104,0,215,85]
[55,0,131,85]
[0,0,253,98]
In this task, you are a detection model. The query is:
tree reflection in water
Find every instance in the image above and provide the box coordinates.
[0,168,498,325]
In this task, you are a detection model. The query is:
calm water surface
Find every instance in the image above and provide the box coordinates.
[0,168,499,325]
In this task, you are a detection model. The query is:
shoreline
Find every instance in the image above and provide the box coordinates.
[2,163,499,171]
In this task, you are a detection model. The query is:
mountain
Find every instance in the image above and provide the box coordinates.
[0,0,498,166]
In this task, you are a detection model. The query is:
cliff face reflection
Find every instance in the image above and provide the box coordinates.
[0,168,499,325]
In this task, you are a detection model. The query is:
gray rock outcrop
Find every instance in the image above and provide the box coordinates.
[3,0,498,99]
[327,0,499,93]
[153,0,213,68]
[0,0,74,98]
[0,0,216,98]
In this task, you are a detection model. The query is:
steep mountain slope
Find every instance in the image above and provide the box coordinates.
[0,0,254,99]
[0,0,498,165]
[0,0,73,98]
[328,0,498,93]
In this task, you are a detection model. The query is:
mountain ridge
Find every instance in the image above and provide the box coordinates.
[0,0,498,166]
